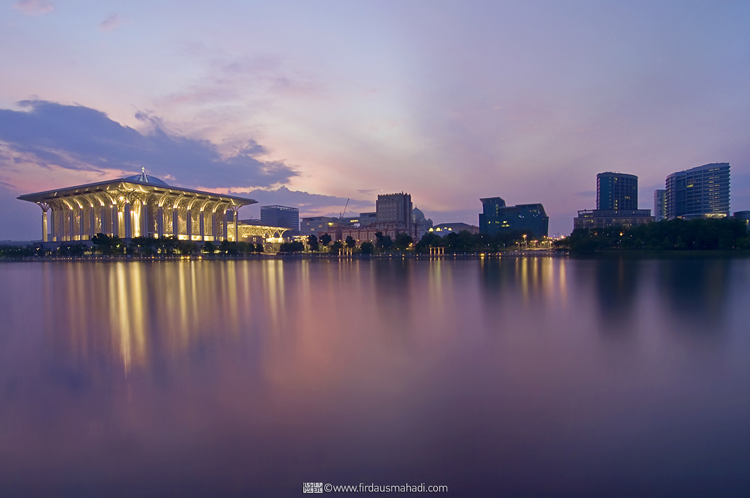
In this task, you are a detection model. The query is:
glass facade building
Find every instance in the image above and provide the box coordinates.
[653,190,667,222]
[665,163,730,219]
[260,205,300,231]
[597,173,638,211]
[479,197,549,238]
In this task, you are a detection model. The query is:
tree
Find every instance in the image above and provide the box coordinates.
[331,240,343,253]
[320,233,332,247]
[375,232,393,251]
[203,241,216,254]
[394,232,413,251]
[345,235,356,248]
[360,242,374,254]
[308,234,319,251]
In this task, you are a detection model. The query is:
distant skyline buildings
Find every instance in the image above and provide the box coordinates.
[260,205,300,232]
[665,163,730,220]
[575,172,652,229]
[654,190,667,222]
[597,173,638,211]
[1,2,750,241]
[479,197,549,239]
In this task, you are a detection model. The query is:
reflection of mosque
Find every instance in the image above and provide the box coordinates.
[41,260,293,373]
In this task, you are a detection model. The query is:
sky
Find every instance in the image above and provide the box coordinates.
[1,0,749,240]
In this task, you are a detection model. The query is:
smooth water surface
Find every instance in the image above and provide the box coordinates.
[0,257,749,497]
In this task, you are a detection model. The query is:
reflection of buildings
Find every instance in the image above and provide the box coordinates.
[654,190,667,222]
[261,205,299,233]
[479,197,549,238]
[666,163,730,219]
[18,169,255,243]
[574,172,652,230]
[429,222,479,236]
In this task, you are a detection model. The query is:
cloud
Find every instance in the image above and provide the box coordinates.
[99,14,121,32]
[0,100,297,189]
[237,186,372,218]
[11,0,54,16]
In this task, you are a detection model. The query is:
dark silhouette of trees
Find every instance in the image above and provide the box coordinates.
[320,233,332,247]
[308,234,319,251]
[345,236,356,248]
[556,218,750,253]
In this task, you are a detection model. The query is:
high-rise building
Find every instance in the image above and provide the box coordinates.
[376,193,413,234]
[654,190,667,222]
[597,172,638,211]
[479,197,549,238]
[260,205,299,231]
[665,163,730,219]
[574,172,652,229]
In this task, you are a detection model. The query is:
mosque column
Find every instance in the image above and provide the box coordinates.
[157,207,164,238]
[199,211,205,241]
[68,209,75,241]
[212,212,219,241]
[186,209,192,241]
[233,209,239,242]
[124,203,132,239]
[38,203,50,242]
[112,205,120,237]
[78,208,85,240]
[222,210,229,241]
[89,208,96,239]
[49,207,56,242]
[172,207,179,238]
[141,203,148,238]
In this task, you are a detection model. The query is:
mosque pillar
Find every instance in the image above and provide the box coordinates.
[39,204,49,242]
[186,209,192,241]
[233,209,239,242]
[78,209,85,240]
[172,208,179,238]
[68,209,75,242]
[199,211,205,241]
[223,211,229,241]
[89,208,96,239]
[212,212,219,241]
[111,205,118,237]
[141,203,148,238]
[157,207,164,238]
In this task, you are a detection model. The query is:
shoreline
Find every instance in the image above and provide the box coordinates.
[3,249,750,262]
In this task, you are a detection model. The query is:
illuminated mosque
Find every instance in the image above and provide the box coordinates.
[18,169,290,244]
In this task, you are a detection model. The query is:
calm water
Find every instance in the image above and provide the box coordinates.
[0,257,749,497]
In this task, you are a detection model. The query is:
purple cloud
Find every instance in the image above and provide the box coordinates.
[11,0,54,16]
[0,100,298,189]
[99,14,121,32]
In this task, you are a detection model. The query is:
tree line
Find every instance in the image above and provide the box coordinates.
[277,229,536,254]
[556,218,750,253]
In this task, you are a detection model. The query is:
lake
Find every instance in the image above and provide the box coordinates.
[0,257,749,497]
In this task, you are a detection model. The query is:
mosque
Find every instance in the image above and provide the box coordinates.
[18,169,257,244]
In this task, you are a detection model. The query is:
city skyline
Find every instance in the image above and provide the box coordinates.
[1,1,749,240]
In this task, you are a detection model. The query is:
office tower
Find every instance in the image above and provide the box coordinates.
[597,172,638,211]
[479,197,549,238]
[665,163,730,219]
[260,205,300,231]
[654,190,667,222]
[376,193,413,234]
[574,172,652,229]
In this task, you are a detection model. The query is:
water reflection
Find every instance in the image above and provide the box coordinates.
[0,258,749,497]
